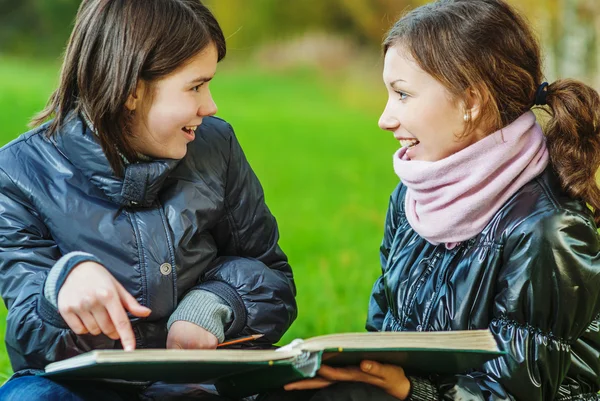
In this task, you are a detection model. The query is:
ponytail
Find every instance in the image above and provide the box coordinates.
[544,79,600,225]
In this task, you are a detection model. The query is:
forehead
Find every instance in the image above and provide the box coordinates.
[382,45,426,83]
[168,44,219,80]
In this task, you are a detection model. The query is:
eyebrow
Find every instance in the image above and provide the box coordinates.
[188,76,214,85]
[390,78,406,86]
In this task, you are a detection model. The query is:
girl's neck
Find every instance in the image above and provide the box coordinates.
[79,108,153,164]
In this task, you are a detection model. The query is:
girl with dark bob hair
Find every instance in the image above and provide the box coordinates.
[0,1,297,399]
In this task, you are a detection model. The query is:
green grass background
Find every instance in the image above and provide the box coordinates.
[0,57,399,378]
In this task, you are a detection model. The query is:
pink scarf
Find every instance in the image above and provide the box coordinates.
[393,111,549,247]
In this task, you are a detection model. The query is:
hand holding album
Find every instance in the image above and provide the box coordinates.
[285,361,411,400]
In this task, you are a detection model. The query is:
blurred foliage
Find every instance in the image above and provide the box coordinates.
[0,0,410,57]
[0,0,80,58]
[203,0,415,48]
[1,0,598,85]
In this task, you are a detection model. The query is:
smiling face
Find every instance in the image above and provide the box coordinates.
[378,45,485,162]
[126,43,219,160]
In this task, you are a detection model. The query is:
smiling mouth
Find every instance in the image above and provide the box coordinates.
[182,126,198,135]
[399,139,420,148]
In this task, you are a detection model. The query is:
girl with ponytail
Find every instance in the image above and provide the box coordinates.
[281,1,600,400]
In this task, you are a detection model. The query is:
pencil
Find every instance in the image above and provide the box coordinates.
[217,334,264,348]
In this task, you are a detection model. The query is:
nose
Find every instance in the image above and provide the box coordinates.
[378,101,399,132]
[198,90,218,117]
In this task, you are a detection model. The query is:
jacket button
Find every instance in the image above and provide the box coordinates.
[160,263,172,275]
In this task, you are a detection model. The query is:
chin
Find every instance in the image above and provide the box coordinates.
[172,149,188,160]
[157,148,187,160]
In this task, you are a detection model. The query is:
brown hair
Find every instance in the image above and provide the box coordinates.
[31,0,226,176]
[384,0,600,224]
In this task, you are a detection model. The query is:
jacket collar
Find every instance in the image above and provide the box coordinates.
[52,115,180,207]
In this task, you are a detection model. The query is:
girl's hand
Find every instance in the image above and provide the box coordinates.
[57,261,151,351]
[166,321,219,349]
[284,360,411,400]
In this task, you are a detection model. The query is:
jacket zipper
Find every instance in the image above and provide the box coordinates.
[421,240,475,330]
[157,201,177,305]
[399,251,441,330]
[128,210,149,310]
[127,209,148,349]
[421,251,449,330]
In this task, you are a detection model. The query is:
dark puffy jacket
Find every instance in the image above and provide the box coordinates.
[0,115,297,372]
[367,168,600,400]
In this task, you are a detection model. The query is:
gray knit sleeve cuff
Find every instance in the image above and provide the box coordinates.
[43,251,102,309]
[406,376,440,401]
[167,290,234,343]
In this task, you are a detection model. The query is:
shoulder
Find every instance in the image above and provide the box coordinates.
[380,182,411,243]
[0,128,52,220]
[501,168,598,249]
[389,181,408,214]
[0,122,53,162]
[199,115,234,136]
[189,116,235,150]
[0,122,56,186]
[504,205,598,256]
[474,167,595,247]
[497,171,600,301]
[179,116,249,181]
[184,116,241,164]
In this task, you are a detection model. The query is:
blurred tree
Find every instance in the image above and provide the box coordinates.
[331,0,416,44]
[204,0,354,51]
[0,0,597,88]
[557,0,598,85]
[206,0,414,48]
[512,0,598,85]
[0,0,79,57]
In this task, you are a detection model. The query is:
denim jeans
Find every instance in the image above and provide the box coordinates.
[0,375,398,401]
[0,375,240,401]
[0,375,139,401]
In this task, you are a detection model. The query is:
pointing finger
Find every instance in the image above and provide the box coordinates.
[105,295,136,351]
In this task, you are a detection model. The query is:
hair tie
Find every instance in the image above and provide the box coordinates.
[534,82,549,106]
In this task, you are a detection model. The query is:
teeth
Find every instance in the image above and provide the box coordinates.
[184,126,197,131]
[399,139,419,148]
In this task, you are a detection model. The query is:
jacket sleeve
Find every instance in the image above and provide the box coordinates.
[167,289,233,343]
[421,209,600,401]
[367,183,405,332]
[199,125,297,345]
[0,167,115,372]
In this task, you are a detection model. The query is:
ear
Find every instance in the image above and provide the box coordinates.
[464,84,487,121]
[125,80,146,111]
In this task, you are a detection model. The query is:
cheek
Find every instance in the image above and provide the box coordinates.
[400,102,438,137]
[146,105,188,132]
[410,102,466,161]
[420,102,462,139]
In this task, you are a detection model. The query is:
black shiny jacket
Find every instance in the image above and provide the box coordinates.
[0,115,297,373]
[367,168,600,400]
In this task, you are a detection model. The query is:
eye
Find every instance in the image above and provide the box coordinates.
[395,91,409,101]
[192,83,205,92]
